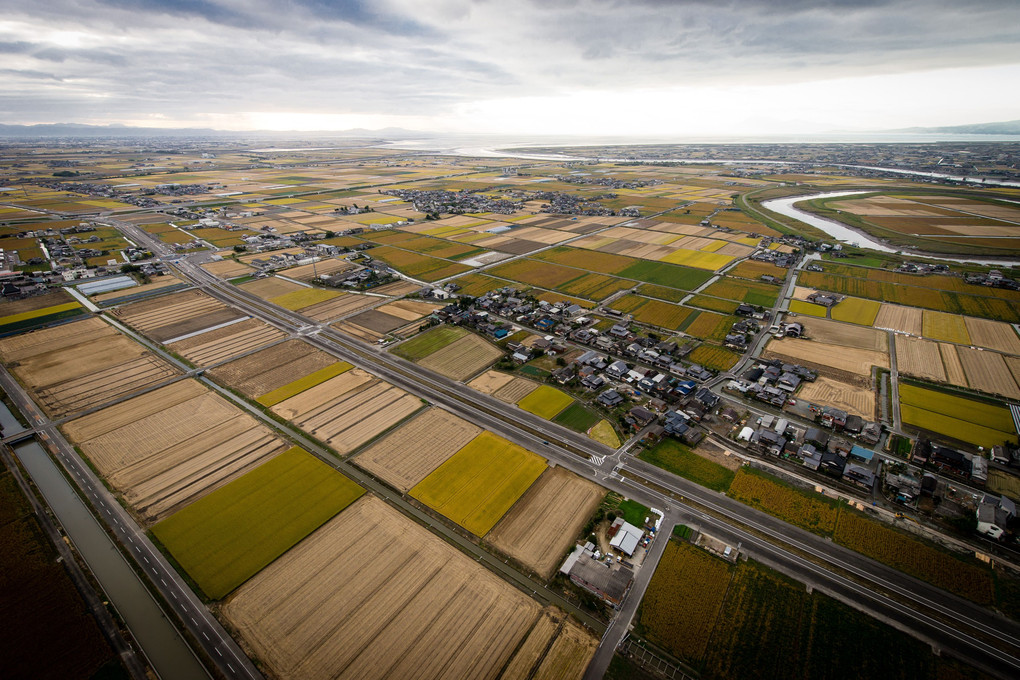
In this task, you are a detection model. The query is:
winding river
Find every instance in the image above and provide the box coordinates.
[761,191,1020,267]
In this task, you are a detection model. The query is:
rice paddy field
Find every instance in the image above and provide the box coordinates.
[152,447,364,599]
[111,289,246,343]
[517,384,575,419]
[410,431,547,536]
[899,383,1017,449]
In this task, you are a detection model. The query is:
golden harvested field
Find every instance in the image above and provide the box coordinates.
[957,347,1020,398]
[797,376,875,419]
[964,316,1020,355]
[371,280,422,296]
[167,318,285,366]
[922,310,971,345]
[223,494,566,680]
[418,333,504,381]
[63,380,286,523]
[239,276,306,299]
[895,336,947,382]
[873,303,923,335]
[280,258,353,281]
[797,317,888,352]
[494,377,539,403]
[486,467,604,579]
[988,469,1020,502]
[0,317,179,417]
[271,370,422,454]
[1008,356,1020,389]
[201,259,253,279]
[354,409,481,491]
[940,343,968,386]
[206,339,335,398]
[500,608,597,680]
[112,290,244,342]
[468,370,516,395]
[765,337,888,377]
[301,293,378,322]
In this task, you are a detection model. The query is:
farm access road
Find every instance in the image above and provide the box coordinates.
[103,216,1020,679]
[170,251,1020,680]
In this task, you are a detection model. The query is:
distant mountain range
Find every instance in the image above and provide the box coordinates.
[888,119,1020,135]
[0,122,425,139]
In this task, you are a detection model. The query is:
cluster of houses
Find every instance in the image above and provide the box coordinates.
[560,517,658,608]
[380,188,522,215]
[964,268,1019,291]
[726,360,820,407]
[738,417,881,490]
[910,438,989,486]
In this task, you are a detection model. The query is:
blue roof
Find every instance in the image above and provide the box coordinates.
[850,445,874,462]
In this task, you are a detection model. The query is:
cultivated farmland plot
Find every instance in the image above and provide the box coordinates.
[765,337,888,380]
[202,259,253,279]
[239,276,306,300]
[873,303,923,335]
[0,316,180,417]
[418,333,504,381]
[796,317,888,352]
[963,316,1020,355]
[223,495,596,680]
[956,346,1020,398]
[300,293,378,322]
[354,408,482,492]
[468,370,517,395]
[486,467,604,579]
[411,431,547,536]
[63,380,287,523]
[797,376,875,419]
[206,339,336,398]
[494,377,540,403]
[895,336,947,382]
[271,369,422,454]
[167,318,285,366]
[112,289,245,343]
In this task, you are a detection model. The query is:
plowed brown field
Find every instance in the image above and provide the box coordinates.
[469,370,516,395]
[765,337,888,377]
[797,317,888,352]
[939,343,968,386]
[494,377,539,403]
[206,340,335,397]
[223,495,566,680]
[112,290,244,342]
[168,318,285,366]
[354,409,481,491]
[486,467,604,579]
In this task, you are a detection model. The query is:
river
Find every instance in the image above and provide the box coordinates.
[14,440,210,680]
[760,191,1020,266]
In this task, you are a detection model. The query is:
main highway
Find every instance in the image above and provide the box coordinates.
[54,216,1020,679]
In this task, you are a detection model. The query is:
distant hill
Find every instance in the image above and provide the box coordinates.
[0,123,424,139]
[889,119,1020,135]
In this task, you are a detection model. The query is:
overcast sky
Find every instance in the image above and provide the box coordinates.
[1,0,1018,136]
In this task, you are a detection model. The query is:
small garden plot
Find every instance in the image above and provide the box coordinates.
[486,467,605,579]
[417,333,504,381]
[411,431,547,536]
[270,287,342,311]
[553,402,600,433]
[588,420,621,448]
[831,297,881,326]
[517,384,574,419]
[152,447,364,599]
[354,409,482,492]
